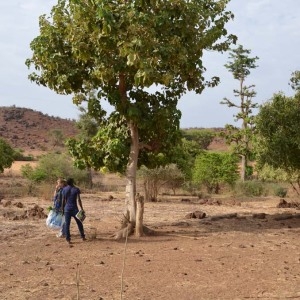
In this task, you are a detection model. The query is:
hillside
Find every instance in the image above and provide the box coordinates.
[0,106,78,153]
[0,106,227,155]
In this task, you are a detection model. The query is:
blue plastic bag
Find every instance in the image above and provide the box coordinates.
[46,210,65,230]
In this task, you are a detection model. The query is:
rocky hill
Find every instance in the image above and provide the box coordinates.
[0,106,227,155]
[0,106,78,152]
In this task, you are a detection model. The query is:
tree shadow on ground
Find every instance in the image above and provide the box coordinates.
[152,211,300,237]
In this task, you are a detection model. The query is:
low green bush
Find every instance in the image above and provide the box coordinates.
[234,180,265,197]
[274,186,288,197]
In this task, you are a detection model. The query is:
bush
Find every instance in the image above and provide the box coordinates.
[192,151,239,194]
[21,152,89,184]
[13,149,35,161]
[235,180,265,197]
[274,186,288,198]
[0,138,15,173]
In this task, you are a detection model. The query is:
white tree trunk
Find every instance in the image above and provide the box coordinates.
[241,154,246,182]
[135,193,144,237]
[124,121,139,225]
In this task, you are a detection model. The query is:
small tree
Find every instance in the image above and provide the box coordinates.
[192,151,239,193]
[182,129,215,150]
[49,129,65,148]
[0,139,15,173]
[138,164,184,201]
[220,45,259,182]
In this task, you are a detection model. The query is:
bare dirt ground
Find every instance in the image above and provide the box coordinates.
[1,191,300,300]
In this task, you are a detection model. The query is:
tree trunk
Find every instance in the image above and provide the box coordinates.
[116,73,145,239]
[124,121,140,224]
[241,154,246,182]
[240,119,248,182]
[87,167,93,189]
[135,193,144,237]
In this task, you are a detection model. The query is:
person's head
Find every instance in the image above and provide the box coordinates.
[57,178,67,187]
[66,178,75,186]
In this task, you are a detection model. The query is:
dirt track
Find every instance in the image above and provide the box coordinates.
[1,194,300,300]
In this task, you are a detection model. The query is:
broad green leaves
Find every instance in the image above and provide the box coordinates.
[27,0,236,174]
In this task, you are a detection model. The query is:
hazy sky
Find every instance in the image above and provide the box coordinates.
[1,0,299,128]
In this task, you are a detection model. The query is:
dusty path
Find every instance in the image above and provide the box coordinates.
[1,195,300,299]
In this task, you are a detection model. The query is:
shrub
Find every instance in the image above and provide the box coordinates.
[0,138,15,173]
[21,152,89,184]
[13,149,35,161]
[235,180,265,197]
[274,186,288,198]
[192,151,239,194]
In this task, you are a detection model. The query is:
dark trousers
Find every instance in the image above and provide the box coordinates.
[64,210,85,241]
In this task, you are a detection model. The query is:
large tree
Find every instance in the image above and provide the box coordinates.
[26,0,236,237]
[220,45,259,182]
[255,91,300,193]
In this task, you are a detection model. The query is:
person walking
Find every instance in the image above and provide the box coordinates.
[62,178,86,244]
[53,178,67,238]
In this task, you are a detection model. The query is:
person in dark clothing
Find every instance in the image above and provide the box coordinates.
[62,178,86,244]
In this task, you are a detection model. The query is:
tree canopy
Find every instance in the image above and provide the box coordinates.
[255,92,300,176]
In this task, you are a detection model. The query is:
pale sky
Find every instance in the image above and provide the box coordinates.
[0,0,299,128]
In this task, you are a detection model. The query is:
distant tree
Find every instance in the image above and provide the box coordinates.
[171,138,203,181]
[192,151,239,193]
[0,139,15,173]
[255,91,300,194]
[220,45,259,182]
[182,129,215,150]
[138,164,184,201]
[67,102,103,188]
[49,129,65,148]
[289,70,300,93]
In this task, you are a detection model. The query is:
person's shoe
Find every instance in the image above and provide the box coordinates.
[82,237,87,241]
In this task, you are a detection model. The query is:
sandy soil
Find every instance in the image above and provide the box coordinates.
[1,193,300,300]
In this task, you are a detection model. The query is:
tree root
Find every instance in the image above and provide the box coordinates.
[113,224,155,240]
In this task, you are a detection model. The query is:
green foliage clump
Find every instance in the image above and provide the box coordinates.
[13,148,34,161]
[235,180,265,197]
[21,153,88,184]
[273,186,288,198]
[255,92,300,174]
[138,164,184,201]
[257,164,289,182]
[170,138,203,181]
[21,164,47,182]
[181,129,215,150]
[192,151,239,194]
[0,138,15,173]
